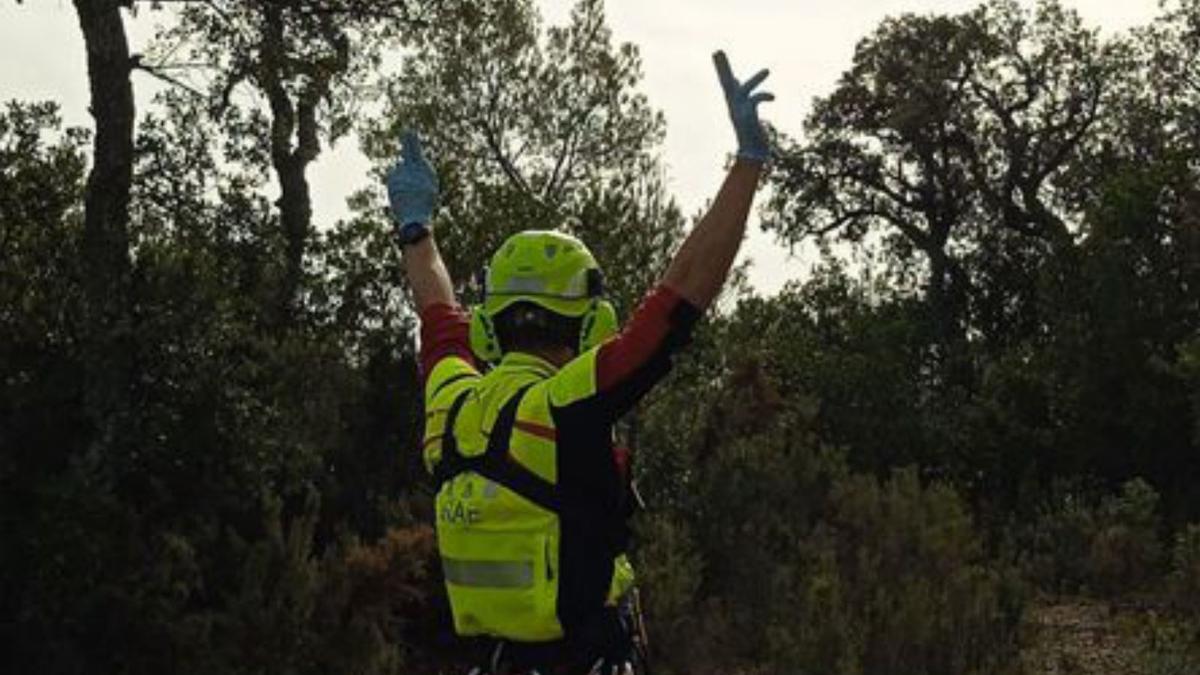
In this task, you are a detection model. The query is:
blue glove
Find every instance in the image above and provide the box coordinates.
[386,130,439,228]
[713,51,774,162]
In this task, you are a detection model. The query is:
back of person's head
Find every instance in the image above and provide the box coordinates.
[493,302,583,356]
[469,230,619,363]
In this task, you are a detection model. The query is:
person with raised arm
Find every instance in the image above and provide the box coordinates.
[389,50,774,675]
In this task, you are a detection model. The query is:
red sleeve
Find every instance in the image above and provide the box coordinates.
[418,302,476,382]
[552,286,700,488]
[595,284,701,393]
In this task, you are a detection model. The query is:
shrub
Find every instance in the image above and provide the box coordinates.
[1088,478,1163,595]
[802,469,1027,675]
[1125,520,1200,675]
[1133,613,1200,675]
[636,387,1026,675]
[171,499,441,675]
[1019,479,1101,594]
[630,513,705,653]
[1169,524,1200,617]
[1020,477,1163,596]
[1180,338,1200,447]
[311,523,442,675]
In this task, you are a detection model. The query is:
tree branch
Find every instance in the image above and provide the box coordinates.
[130,56,206,98]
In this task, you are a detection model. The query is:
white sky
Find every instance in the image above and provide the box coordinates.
[0,0,1163,294]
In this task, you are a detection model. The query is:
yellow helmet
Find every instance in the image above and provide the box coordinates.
[469,230,618,362]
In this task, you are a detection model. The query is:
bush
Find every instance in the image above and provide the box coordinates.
[795,469,1026,675]
[1021,478,1163,596]
[1020,480,1101,594]
[1125,520,1200,675]
[636,379,1025,675]
[1169,524,1200,617]
[630,513,704,651]
[1088,479,1163,596]
[1133,613,1200,675]
[1180,338,1200,448]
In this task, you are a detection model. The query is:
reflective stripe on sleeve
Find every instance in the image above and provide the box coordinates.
[442,557,535,589]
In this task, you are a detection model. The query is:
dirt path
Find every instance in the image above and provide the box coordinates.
[1020,599,1139,675]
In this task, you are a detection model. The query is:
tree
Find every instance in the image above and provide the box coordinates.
[69,0,139,474]
[758,0,1200,515]
[0,84,436,673]
[766,0,1123,350]
[154,0,433,314]
[360,0,683,315]
[1019,0,1200,509]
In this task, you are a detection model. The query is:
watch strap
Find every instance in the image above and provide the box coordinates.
[397,221,431,247]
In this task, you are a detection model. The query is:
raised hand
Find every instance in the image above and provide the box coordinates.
[386,130,439,228]
[713,50,774,162]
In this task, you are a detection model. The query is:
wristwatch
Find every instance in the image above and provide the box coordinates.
[396,221,430,247]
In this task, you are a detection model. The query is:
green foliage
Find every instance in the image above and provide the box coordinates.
[818,469,1025,675]
[1019,481,1103,595]
[1133,613,1200,675]
[1020,479,1164,596]
[360,0,682,316]
[187,500,440,675]
[766,0,1123,354]
[7,0,1200,672]
[0,99,89,482]
[765,0,1200,521]
[1089,479,1165,596]
[635,359,1024,674]
[629,513,704,645]
[1180,338,1200,447]
[1169,524,1200,617]
[0,86,430,671]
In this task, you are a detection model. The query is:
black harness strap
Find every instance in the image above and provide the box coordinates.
[432,388,473,488]
[476,385,562,513]
[434,384,561,514]
[430,371,478,400]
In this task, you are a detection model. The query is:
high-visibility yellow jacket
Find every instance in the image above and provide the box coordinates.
[419,286,699,642]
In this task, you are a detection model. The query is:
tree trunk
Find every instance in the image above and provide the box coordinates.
[72,0,136,457]
[258,4,342,317]
[925,247,974,389]
[274,153,313,314]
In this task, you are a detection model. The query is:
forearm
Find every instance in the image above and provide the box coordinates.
[403,235,457,312]
[662,159,763,309]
